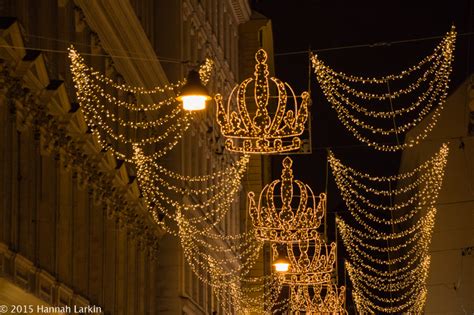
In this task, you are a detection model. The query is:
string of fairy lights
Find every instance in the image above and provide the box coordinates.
[68,46,213,162]
[311,26,456,151]
[309,28,455,313]
[66,25,458,314]
[330,143,448,313]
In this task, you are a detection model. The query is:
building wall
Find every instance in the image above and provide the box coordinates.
[399,75,474,314]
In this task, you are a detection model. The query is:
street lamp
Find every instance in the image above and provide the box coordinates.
[177,69,211,111]
[273,253,291,273]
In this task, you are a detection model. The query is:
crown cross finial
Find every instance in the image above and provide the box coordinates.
[282,156,293,169]
[215,48,310,154]
[255,48,268,64]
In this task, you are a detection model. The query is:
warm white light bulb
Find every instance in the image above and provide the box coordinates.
[181,95,207,111]
[274,262,289,272]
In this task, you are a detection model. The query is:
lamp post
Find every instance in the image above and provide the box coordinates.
[177,69,211,111]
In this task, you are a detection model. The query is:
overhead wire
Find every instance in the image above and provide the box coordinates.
[0,43,185,63]
[1,30,472,63]
[275,31,474,56]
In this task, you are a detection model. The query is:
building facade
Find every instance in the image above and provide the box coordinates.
[0,1,273,314]
[399,75,474,313]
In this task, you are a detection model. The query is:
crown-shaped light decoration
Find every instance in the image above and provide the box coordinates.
[215,49,310,154]
[289,284,347,314]
[248,157,326,243]
[272,240,336,286]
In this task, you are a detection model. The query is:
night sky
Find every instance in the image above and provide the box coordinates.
[251,0,473,310]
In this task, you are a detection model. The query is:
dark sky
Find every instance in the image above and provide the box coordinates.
[251,1,473,311]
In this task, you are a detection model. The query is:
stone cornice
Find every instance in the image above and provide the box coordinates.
[0,19,164,257]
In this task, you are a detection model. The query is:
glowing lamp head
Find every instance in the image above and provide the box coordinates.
[177,70,211,111]
[180,95,207,111]
[273,256,291,273]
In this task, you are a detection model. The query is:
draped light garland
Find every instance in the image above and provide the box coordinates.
[338,218,434,313]
[69,47,271,313]
[68,46,213,162]
[177,211,275,314]
[329,144,448,229]
[311,26,456,151]
[132,148,273,313]
[133,147,288,314]
[132,145,249,232]
[330,144,449,313]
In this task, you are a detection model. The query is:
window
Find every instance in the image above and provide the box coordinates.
[258,29,264,47]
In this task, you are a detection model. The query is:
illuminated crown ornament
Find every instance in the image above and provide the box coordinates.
[289,284,348,314]
[248,157,326,243]
[215,49,310,154]
[273,239,337,286]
